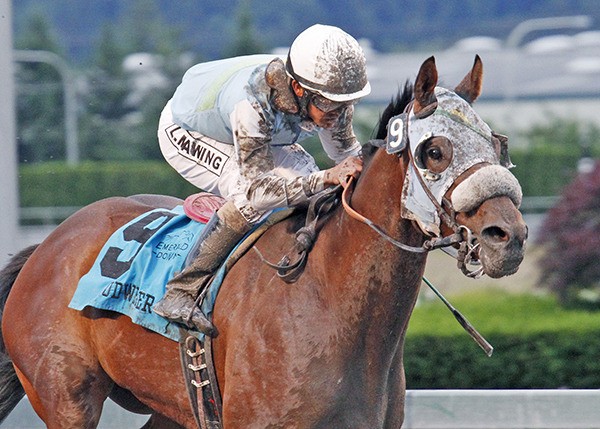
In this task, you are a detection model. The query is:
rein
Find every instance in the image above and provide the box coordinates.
[253,186,340,283]
[253,167,492,355]
[341,176,465,253]
[342,170,483,278]
[341,175,492,356]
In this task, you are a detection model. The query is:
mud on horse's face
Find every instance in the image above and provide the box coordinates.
[384,56,527,278]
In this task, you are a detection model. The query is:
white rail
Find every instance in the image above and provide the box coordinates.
[2,390,599,428]
[404,389,600,428]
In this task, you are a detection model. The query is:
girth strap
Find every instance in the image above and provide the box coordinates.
[179,334,223,429]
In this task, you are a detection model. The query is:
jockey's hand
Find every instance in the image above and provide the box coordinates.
[323,155,363,187]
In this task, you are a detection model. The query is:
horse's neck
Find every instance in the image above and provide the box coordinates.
[316,149,427,337]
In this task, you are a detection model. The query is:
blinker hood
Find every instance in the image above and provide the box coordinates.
[383,87,506,236]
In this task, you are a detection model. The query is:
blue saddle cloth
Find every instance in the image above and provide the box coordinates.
[69,205,231,342]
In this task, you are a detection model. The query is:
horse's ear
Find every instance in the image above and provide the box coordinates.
[455,55,483,104]
[413,56,438,118]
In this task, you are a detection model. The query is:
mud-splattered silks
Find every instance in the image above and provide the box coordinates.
[160,54,362,224]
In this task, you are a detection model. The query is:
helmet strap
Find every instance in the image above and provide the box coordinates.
[295,87,311,119]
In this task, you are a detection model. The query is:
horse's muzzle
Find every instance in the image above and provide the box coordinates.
[477,206,528,278]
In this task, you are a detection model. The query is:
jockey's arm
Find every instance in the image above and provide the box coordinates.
[233,100,362,212]
[230,99,322,211]
[317,105,364,186]
[235,129,330,211]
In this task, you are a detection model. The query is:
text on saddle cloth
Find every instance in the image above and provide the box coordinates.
[68,204,259,342]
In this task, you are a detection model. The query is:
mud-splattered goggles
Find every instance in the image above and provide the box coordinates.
[308,92,354,113]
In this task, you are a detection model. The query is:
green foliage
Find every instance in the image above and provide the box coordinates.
[13,9,600,198]
[510,119,600,196]
[406,332,600,388]
[225,0,265,57]
[509,146,580,197]
[15,7,64,54]
[405,290,600,388]
[19,161,197,208]
[82,5,192,162]
[15,9,66,163]
[87,24,130,120]
[14,0,600,61]
[15,2,193,164]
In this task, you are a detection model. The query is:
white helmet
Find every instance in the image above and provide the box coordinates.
[286,24,371,103]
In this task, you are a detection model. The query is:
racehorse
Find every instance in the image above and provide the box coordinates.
[0,56,527,428]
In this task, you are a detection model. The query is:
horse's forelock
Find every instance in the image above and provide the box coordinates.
[361,81,413,159]
[374,81,413,140]
[362,80,413,157]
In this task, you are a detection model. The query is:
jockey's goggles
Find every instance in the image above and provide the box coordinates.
[308,91,354,113]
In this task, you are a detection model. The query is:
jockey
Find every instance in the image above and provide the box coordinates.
[153,24,371,335]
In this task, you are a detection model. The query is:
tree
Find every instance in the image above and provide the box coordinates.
[537,161,600,308]
[78,0,196,161]
[117,0,194,161]
[80,23,134,160]
[14,9,66,163]
[226,0,265,57]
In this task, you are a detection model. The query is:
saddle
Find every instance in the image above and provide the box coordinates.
[182,189,340,280]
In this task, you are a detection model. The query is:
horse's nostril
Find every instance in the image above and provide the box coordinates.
[482,225,508,243]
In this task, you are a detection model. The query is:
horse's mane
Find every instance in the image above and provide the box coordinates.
[363,81,413,158]
[375,81,413,140]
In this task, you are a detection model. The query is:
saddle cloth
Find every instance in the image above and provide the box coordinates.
[69,205,233,342]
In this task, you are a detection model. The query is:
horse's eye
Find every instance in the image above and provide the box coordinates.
[427,147,442,160]
[418,136,453,173]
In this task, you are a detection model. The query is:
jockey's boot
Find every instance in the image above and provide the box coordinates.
[153,201,251,336]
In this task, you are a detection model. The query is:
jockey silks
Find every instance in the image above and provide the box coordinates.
[159,54,363,223]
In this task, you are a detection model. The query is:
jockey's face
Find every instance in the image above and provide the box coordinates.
[291,80,348,129]
[307,101,345,129]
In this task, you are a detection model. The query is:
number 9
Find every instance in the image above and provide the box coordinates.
[388,117,404,148]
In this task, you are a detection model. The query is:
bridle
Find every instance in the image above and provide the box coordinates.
[253,147,491,354]
[341,172,483,278]
[257,93,501,279]
[346,100,486,278]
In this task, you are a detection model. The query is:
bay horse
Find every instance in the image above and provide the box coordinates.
[0,56,527,428]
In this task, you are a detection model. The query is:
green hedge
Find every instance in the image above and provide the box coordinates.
[17,146,588,209]
[406,332,600,389]
[510,146,581,197]
[19,161,197,207]
[405,290,600,389]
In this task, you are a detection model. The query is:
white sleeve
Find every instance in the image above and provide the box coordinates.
[317,105,362,164]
